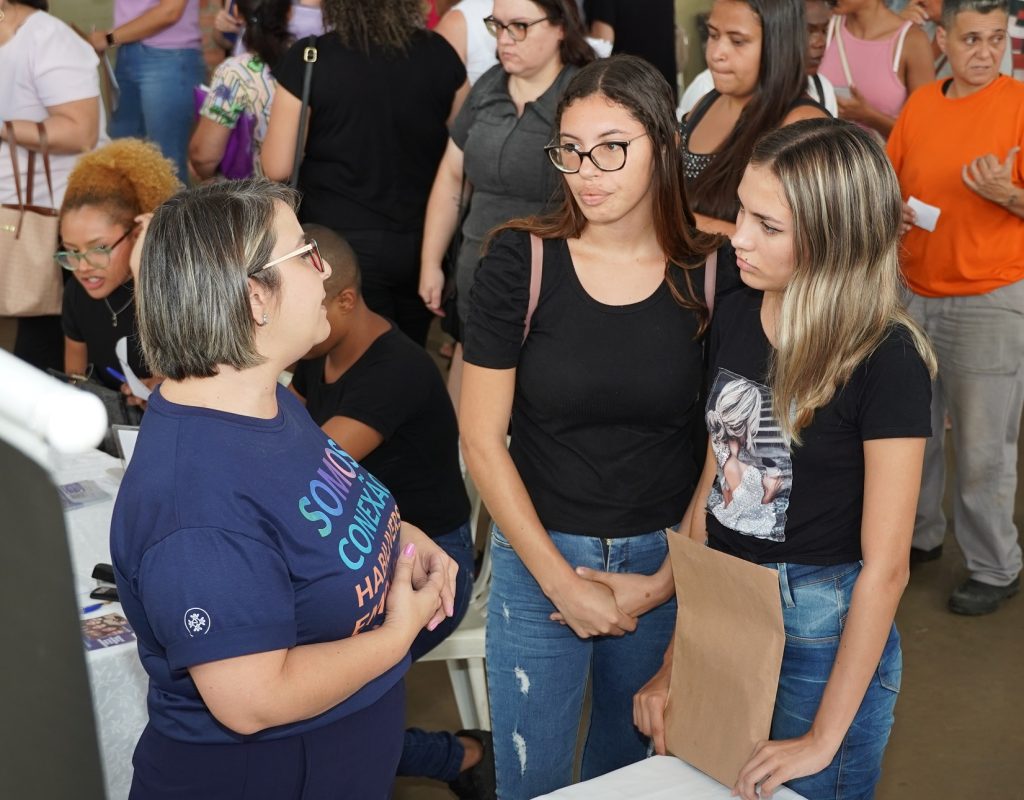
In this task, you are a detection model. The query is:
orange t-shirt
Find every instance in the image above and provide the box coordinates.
[887,76,1024,297]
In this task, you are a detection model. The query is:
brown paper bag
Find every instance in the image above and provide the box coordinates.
[663,533,785,788]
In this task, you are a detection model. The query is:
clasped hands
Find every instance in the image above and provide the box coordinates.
[548,567,668,639]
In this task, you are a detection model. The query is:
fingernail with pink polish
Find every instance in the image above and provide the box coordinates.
[403,543,415,557]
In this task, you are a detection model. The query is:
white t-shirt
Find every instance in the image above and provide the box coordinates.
[678,69,840,119]
[451,0,498,85]
[0,12,106,207]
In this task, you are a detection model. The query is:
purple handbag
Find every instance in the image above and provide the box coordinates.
[193,84,258,180]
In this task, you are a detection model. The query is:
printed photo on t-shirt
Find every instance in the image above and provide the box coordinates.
[705,369,792,541]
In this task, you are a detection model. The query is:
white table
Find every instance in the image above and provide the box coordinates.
[533,756,807,799]
[52,449,148,800]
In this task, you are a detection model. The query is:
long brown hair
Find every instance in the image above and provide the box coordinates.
[688,0,808,222]
[492,55,721,333]
[751,119,936,444]
[322,0,424,52]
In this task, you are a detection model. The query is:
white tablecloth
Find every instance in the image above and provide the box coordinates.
[52,449,148,800]
[534,756,807,799]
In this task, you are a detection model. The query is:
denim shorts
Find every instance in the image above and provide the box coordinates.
[769,561,901,800]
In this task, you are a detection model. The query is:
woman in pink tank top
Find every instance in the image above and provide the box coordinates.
[820,0,934,138]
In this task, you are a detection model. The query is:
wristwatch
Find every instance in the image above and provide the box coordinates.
[105,30,118,48]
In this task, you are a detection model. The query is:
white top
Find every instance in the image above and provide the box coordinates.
[451,0,498,85]
[0,12,107,207]
[679,68,839,119]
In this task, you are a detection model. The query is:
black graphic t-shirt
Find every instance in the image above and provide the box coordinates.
[705,287,932,565]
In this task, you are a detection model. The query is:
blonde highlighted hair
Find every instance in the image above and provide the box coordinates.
[750,119,936,444]
[61,138,181,226]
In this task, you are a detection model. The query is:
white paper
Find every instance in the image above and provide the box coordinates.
[908,196,941,232]
[112,425,140,466]
[114,337,151,401]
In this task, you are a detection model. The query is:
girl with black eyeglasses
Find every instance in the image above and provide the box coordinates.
[459,55,738,799]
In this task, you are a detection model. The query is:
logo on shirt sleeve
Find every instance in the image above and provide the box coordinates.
[184,608,211,637]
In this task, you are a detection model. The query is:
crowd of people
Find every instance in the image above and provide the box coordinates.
[1,0,1021,798]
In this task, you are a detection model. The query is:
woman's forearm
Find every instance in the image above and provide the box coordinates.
[421,155,468,274]
[191,623,410,736]
[806,563,907,753]
[2,100,100,155]
[864,107,896,138]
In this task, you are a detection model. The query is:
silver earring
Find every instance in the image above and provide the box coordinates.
[257,312,268,327]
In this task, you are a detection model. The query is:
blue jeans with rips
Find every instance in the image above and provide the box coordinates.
[486,526,677,800]
[110,42,205,180]
[769,561,901,800]
[397,522,476,782]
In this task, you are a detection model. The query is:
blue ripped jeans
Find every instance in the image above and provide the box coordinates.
[770,562,901,800]
[397,522,476,782]
[486,526,677,800]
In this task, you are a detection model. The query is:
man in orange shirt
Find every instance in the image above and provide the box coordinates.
[888,0,1023,615]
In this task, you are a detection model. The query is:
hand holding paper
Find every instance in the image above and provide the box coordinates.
[633,651,673,756]
[732,732,836,800]
[906,196,940,232]
[114,337,152,401]
[663,534,785,789]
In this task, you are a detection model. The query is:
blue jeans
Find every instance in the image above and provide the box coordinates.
[111,42,205,180]
[398,522,476,782]
[487,526,677,800]
[770,562,901,800]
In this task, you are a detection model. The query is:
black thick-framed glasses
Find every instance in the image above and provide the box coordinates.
[483,15,552,41]
[251,237,324,275]
[544,133,649,174]
[54,226,136,271]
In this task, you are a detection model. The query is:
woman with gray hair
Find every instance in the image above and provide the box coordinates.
[109,179,458,799]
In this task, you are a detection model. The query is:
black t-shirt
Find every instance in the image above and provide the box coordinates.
[291,325,470,538]
[464,229,740,537]
[61,280,149,391]
[274,30,465,233]
[704,287,932,565]
[586,0,678,100]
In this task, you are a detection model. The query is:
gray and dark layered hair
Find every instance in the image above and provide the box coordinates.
[941,0,1008,27]
[137,179,298,380]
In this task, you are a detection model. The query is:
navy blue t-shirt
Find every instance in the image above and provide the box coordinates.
[110,385,408,744]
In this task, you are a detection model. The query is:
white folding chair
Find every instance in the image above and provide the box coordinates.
[417,466,492,730]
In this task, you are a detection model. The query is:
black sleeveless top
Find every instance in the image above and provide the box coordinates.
[680,90,831,183]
